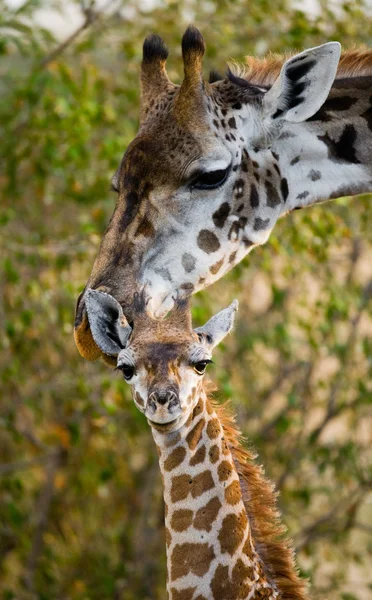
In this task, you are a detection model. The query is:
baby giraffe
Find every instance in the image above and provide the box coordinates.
[85,290,307,600]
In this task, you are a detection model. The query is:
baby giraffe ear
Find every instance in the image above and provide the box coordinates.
[85,290,132,356]
[195,300,238,348]
[263,42,341,123]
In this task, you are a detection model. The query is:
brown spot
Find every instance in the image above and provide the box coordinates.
[229,251,237,264]
[228,117,237,129]
[189,444,206,466]
[182,253,196,273]
[197,230,220,254]
[256,587,274,598]
[280,177,289,201]
[209,445,220,463]
[228,216,247,240]
[265,180,281,208]
[194,497,222,532]
[250,183,259,208]
[232,558,254,582]
[212,202,230,228]
[180,282,194,292]
[221,438,230,455]
[254,217,270,231]
[296,190,309,200]
[218,460,233,482]
[171,509,194,532]
[225,480,241,505]
[185,412,193,428]
[218,510,248,555]
[164,446,187,471]
[192,397,204,417]
[135,215,154,237]
[165,432,181,448]
[206,401,214,415]
[164,502,168,517]
[170,587,196,600]
[165,527,172,547]
[210,258,224,275]
[191,470,214,498]
[170,474,191,503]
[308,169,321,181]
[211,559,255,600]
[186,418,205,450]
[325,95,358,111]
[171,470,214,503]
[206,418,220,439]
[243,237,253,248]
[171,542,215,580]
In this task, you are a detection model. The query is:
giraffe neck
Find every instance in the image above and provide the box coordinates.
[151,391,279,600]
[269,78,372,212]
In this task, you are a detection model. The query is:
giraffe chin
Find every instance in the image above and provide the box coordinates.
[148,414,184,434]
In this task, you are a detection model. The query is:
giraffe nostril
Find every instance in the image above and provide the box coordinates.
[149,390,179,407]
[156,391,168,406]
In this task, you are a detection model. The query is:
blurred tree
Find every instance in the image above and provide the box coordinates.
[0,1,371,599]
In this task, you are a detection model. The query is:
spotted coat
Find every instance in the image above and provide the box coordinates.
[74,27,372,363]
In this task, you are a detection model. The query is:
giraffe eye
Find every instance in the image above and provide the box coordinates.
[192,360,213,375]
[118,364,135,380]
[191,167,229,190]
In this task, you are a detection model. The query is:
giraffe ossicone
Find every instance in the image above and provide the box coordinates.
[75,26,372,362]
[86,289,308,600]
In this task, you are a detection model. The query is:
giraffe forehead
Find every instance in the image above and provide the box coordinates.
[146,342,185,365]
[123,88,242,184]
[130,336,195,366]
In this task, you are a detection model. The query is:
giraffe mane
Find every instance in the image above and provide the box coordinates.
[229,47,372,87]
[207,389,309,600]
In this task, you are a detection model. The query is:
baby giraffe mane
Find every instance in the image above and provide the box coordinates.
[230,47,372,87]
[208,390,308,600]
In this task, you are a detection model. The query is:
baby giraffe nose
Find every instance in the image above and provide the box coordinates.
[149,389,179,409]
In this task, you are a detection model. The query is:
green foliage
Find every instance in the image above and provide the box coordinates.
[0,1,371,599]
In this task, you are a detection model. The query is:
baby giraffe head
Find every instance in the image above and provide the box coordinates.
[85,290,238,432]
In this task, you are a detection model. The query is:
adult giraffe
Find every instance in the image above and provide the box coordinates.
[74,26,372,362]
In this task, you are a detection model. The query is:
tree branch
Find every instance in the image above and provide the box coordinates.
[38,0,120,70]
[24,447,64,593]
[0,453,56,476]
[294,483,371,551]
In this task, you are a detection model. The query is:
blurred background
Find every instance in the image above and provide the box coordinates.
[0,1,371,598]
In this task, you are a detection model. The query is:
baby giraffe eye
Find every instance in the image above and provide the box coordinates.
[192,360,213,375]
[118,364,135,381]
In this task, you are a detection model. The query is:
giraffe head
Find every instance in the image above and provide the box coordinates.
[85,289,238,432]
[75,26,340,361]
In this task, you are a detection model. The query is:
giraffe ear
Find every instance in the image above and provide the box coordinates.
[263,42,341,124]
[195,300,238,348]
[85,290,132,356]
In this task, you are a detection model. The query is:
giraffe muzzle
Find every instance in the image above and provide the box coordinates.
[147,389,180,423]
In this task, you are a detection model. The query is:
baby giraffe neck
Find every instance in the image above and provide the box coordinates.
[151,390,280,600]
